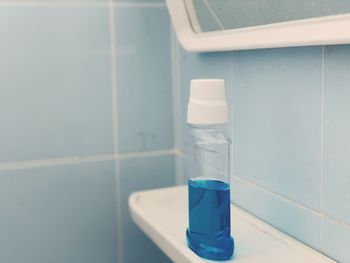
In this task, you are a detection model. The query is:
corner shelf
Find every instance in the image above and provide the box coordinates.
[129,186,335,263]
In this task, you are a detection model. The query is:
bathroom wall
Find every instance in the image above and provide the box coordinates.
[173,40,350,262]
[114,4,174,263]
[0,1,174,263]
[2,0,349,262]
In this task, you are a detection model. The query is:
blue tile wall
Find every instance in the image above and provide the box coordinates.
[323,45,350,225]
[323,217,350,263]
[0,3,176,263]
[0,161,117,263]
[2,1,350,262]
[113,5,176,262]
[232,47,322,211]
[120,154,175,263]
[0,6,113,162]
[115,6,173,153]
[231,176,321,249]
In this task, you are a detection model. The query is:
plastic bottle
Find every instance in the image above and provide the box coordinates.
[186,79,234,260]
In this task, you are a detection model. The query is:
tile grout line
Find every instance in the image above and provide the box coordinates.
[118,148,177,160]
[0,2,108,7]
[175,41,183,155]
[172,148,183,156]
[170,28,179,163]
[173,27,185,185]
[231,174,323,217]
[0,1,166,7]
[170,28,183,185]
[0,149,178,171]
[324,213,350,229]
[320,45,325,252]
[171,28,178,185]
[107,1,123,262]
[0,154,115,171]
[229,51,235,187]
[176,148,191,159]
[176,32,185,185]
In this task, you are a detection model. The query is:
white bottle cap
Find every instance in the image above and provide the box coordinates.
[187,79,228,124]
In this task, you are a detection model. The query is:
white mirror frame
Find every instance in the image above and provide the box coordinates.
[166,0,350,52]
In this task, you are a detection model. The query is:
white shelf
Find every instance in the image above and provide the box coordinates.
[129,186,335,263]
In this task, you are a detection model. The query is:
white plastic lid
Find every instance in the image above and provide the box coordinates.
[187,79,228,124]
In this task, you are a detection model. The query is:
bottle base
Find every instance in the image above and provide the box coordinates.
[186,228,234,261]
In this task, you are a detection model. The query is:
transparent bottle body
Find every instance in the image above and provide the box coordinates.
[189,124,231,184]
[186,124,234,260]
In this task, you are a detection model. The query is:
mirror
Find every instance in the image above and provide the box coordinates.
[185,0,350,33]
[166,0,350,52]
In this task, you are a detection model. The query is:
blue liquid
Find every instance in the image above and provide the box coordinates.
[186,179,234,260]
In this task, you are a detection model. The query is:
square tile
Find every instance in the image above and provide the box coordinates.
[0,6,113,162]
[0,160,117,263]
[231,176,321,249]
[232,47,322,210]
[115,6,173,153]
[120,154,175,263]
[323,216,350,263]
[323,45,350,225]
